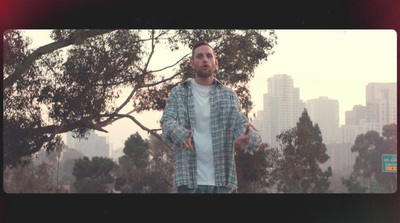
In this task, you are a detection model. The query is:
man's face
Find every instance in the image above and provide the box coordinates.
[190,45,218,78]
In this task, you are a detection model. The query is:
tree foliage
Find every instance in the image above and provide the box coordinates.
[147,134,175,191]
[59,147,85,187]
[114,132,151,193]
[4,162,57,193]
[72,156,115,193]
[235,143,281,193]
[342,124,397,193]
[3,29,277,168]
[114,133,174,193]
[341,175,368,193]
[276,109,332,193]
[123,132,150,168]
[3,148,68,193]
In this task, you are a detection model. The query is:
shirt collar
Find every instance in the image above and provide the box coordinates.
[182,78,223,87]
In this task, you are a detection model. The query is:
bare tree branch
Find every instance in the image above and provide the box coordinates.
[113,85,139,115]
[99,114,173,151]
[104,109,136,126]
[21,116,107,138]
[143,29,155,73]
[104,55,187,125]
[148,53,190,74]
[141,71,182,88]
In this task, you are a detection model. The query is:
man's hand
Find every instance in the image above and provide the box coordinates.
[234,124,251,149]
[182,130,193,152]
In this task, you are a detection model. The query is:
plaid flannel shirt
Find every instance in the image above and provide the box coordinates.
[161,78,262,190]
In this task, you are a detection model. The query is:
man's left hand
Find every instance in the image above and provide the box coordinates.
[234,123,251,149]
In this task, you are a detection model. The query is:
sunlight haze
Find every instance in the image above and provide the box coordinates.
[21,29,397,150]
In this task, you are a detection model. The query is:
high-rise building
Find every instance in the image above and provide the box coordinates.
[341,105,367,144]
[345,105,366,126]
[365,83,397,134]
[341,82,396,144]
[258,74,305,146]
[253,110,267,143]
[306,97,339,144]
[110,147,125,164]
[66,130,110,158]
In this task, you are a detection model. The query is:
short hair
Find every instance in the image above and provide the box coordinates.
[192,41,215,58]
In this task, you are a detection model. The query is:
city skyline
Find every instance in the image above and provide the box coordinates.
[252,75,396,146]
[20,29,397,150]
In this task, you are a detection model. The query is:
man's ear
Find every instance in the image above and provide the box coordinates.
[215,58,218,67]
[190,60,195,69]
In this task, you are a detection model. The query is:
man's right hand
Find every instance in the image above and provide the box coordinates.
[182,130,193,152]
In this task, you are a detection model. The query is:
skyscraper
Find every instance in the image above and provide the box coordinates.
[365,83,397,134]
[66,130,110,158]
[341,105,366,144]
[345,105,366,126]
[306,96,339,144]
[260,74,304,146]
[341,82,397,144]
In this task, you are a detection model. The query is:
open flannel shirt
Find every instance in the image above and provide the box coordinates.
[161,78,262,190]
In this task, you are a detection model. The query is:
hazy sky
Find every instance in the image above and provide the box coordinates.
[20,29,397,149]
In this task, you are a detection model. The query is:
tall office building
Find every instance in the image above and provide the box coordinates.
[66,130,110,159]
[345,105,366,126]
[260,74,304,146]
[253,110,267,143]
[365,83,397,134]
[110,147,125,164]
[306,97,339,144]
[341,83,397,144]
[341,105,367,144]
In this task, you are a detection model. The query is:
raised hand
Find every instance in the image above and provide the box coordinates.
[234,124,251,149]
[182,130,194,152]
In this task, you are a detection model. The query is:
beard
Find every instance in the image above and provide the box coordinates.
[194,65,215,78]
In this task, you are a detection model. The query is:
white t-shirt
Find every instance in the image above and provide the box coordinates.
[191,80,215,186]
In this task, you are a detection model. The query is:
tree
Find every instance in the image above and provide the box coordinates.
[3,29,116,168]
[3,29,277,168]
[341,175,368,193]
[72,156,115,193]
[114,133,174,193]
[379,124,397,192]
[115,132,150,193]
[146,134,174,192]
[235,143,281,193]
[4,162,56,193]
[276,109,332,193]
[59,147,85,190]
[342,124,397,193]
[123,132,150,168]
[3,148,68,193]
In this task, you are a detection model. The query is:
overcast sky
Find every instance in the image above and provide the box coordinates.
[21,29,397,149]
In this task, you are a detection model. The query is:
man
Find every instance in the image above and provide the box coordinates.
[161,41,261,193]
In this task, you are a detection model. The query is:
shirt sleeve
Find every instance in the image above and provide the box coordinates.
[160,87,190,148]
[232,92,262,153]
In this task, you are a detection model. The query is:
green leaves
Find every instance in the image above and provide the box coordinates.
[3,30,31,76]
[344,124,397,193]
[123,132,150,168]
[276,109,332,193]
[72,156,116,193]
[114,134,174,193]
[235,143,281,192]
[3,29,277,168]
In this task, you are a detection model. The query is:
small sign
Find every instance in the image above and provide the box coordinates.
[382,154,397,173]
